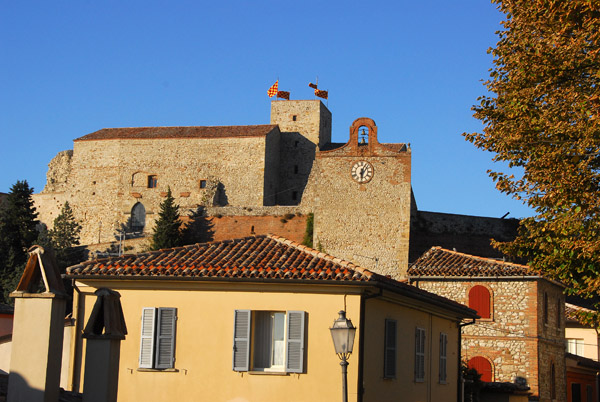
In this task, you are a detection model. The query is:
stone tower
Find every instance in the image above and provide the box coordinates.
[270,100,331,205]
[312,117,412,279]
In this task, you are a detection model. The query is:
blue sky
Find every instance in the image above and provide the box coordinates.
[0,0,532,219]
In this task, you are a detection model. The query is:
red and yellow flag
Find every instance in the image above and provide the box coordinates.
[315,89,328,99]
[308,82,318,89]
[268,80,279,98]
[277,91,290,100]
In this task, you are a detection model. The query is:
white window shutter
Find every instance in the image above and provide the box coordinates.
[139,308,156,368]
[155,308,177,369]
[233,310,251,371]
[384,319,397,378]
[285,311,305,373]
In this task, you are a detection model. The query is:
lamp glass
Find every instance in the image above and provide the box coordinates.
[329,311,356,355]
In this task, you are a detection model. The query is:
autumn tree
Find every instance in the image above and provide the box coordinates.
[150,188,185,250]
[465,1,600,301]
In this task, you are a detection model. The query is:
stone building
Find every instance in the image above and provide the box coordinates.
[34,100,413,278]
[408,246,567,402]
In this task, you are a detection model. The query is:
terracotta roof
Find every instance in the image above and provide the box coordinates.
[408,246,534,277]
[565,303,596,324]
[74,125,278,141]
[66,235,477,318]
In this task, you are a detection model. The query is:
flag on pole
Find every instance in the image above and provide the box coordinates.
[308,82,318,89]
[314,89,328,99]
[268,80,279,98]
[277,91,290,100]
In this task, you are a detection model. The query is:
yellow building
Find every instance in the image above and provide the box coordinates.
[66,235,477,402]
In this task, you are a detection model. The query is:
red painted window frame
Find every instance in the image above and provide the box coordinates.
[468,285,491,319]
[468,356,493,382]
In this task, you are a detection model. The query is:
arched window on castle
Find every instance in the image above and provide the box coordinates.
[130,202,146,233]
[469,285,491,319]
[468,356,493,382]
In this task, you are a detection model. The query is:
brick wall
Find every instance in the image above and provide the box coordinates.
[209,214,307,243]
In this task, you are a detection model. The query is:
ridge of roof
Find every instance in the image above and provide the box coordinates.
[74,124,279,141]
[266,234,374,279]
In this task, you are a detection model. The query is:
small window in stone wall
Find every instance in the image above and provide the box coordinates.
[292,115,297,121]
[551,362,556,400]
[200,180,207,189]
[292,191,298,201]
[294,165,299,174]
[294,141,299,148]
[468,285,491,319]
[147,175,158,188]
[556,298,561,328]
[544,292,549,324]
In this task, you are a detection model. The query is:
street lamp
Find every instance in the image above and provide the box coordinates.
[330,310,357,402]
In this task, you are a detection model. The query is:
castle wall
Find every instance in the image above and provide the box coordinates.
[36,133,275,245]
[271,100,331,206]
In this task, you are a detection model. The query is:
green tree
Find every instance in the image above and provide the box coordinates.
[49,201,84,268]
[0,180,39,302]
[150,188,184,250]
[465,2,600,304]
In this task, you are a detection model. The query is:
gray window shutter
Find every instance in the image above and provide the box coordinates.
[285,310,305,373]
[139,308,156,368]
[155,308,177,369]
[414,327,419,379]
[233,310,251,371]
[384,319,397,378]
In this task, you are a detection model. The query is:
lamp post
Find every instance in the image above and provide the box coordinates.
[329,310,357,402]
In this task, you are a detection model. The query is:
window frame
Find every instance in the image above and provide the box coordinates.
[414,327,426,382]
[232,309,306,374]
[147,175,158,189]
[139,307,177,370]
[383,319,397,379]
[468,285,492,319]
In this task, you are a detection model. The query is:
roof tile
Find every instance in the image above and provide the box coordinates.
[75,125,279,141]
[408,246,533,277]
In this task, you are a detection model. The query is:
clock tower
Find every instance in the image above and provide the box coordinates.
[313,117,412,279]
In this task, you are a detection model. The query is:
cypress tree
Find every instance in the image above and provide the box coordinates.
[0,180,39,302]
[150,188,184,250]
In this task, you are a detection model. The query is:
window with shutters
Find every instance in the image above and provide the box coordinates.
[139,307,177,370]
[414,327,426,382]
[383,319,397,379]
[467,356,493,382]
[232,310,305,373]
[468,285,491,319]
[439,333,448,384]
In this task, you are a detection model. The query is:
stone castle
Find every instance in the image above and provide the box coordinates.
[33,99,516,279]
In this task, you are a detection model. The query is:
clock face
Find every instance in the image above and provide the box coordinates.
[351,161,374,183]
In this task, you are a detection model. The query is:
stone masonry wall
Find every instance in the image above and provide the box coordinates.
[271,100,331,206]
[415,279,566,401]
[35,134,273,245]
[313,118,411,279]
